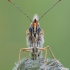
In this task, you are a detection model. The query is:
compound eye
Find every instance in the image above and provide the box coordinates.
[37,26,41,33]
[29,27,32,33]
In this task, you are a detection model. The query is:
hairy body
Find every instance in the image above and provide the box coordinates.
[26,14,44,60]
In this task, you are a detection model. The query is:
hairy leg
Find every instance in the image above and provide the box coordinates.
[39,46,56,70]
[18,48,31,64]
[44,46,56,59]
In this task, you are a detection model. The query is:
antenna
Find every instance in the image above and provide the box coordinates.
[39,0,61,21]
[8,0,32,22]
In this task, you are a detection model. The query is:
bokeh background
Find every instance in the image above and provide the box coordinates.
[0,0,70,70]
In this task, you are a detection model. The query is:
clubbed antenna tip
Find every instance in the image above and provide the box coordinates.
[59,0,61,1]
[39,0,61,21]
[8,0,11,2]
[8,0,32,22]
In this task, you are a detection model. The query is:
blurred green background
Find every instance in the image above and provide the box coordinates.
[0,0,70,70]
